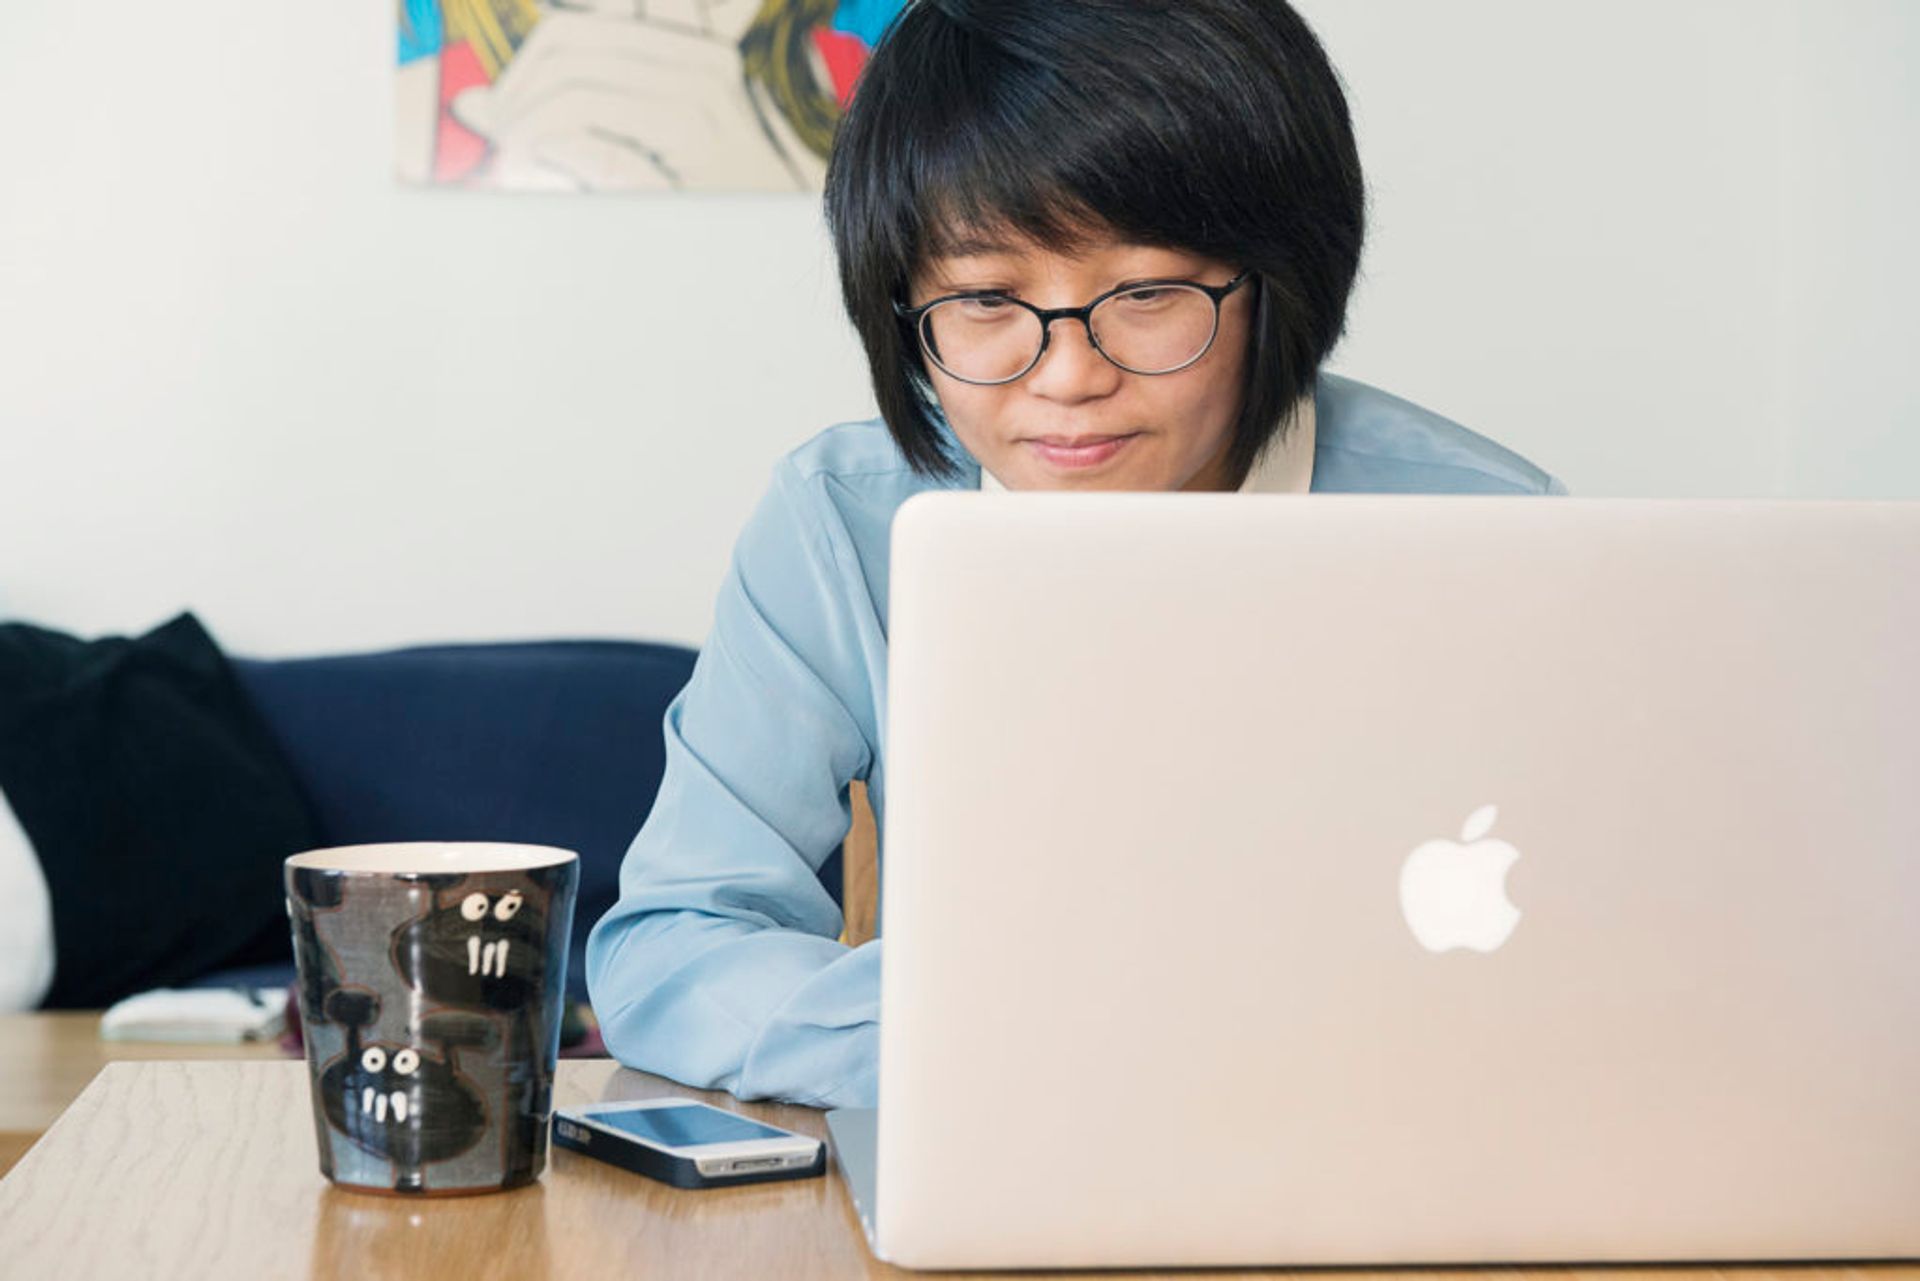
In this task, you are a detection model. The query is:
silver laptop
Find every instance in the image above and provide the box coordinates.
[827,494,1920,1271]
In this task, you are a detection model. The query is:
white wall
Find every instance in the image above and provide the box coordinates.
[1309,0,1920,503]
[2,0,1915,655]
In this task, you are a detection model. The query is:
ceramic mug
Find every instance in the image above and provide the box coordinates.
[284,842,578,1196]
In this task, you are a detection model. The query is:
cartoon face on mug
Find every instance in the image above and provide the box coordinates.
[391,885,547,1011]
[320,1040,486,1167]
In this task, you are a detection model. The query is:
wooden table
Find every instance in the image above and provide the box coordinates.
[1,1053,1915,1281]
[0,1010,286,1178]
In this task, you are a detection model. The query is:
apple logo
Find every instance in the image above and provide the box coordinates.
[1398,805,1523,953]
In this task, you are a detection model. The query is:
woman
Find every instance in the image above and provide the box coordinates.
[585,0,1564,1109]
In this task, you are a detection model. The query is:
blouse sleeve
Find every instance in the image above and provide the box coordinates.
[584,456,885,1108]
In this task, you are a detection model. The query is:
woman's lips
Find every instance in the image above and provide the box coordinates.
[1024,434,1138,470]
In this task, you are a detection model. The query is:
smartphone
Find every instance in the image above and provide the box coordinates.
[551,1098,826,1190]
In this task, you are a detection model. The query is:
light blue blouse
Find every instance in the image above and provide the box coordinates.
[584,374,1567,1109]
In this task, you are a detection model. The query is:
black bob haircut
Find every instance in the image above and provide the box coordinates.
[823,0,1367,484]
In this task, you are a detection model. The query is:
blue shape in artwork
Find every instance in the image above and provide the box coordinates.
[398,0,445,66]
[832,0,909,48]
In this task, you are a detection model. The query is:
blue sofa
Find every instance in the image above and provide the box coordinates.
[189,639,843,1001]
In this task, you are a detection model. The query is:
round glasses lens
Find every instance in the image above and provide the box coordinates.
[1089,285,1220,374]
[922,298,1045,384]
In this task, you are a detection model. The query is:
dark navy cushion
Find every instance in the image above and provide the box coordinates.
[230,641,698,1000]
[0,613,327,1008]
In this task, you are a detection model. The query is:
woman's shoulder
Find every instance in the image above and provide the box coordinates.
[739,419,966,596]
[779,417,968,489]
[766,417,971,533]
[1313,374,1567,495]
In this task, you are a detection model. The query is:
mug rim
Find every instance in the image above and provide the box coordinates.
[285,842,578,875]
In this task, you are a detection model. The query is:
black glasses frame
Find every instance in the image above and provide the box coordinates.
[894,269,1255,386]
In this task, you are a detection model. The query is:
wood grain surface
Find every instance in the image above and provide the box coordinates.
[0,1058,1914,1281]
[0,1010,287,1178]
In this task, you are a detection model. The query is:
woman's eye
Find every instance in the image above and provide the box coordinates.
[1119,287,1172,306]
[392,1049,420,1076]
[361,1047,388,1073]
[460,893,489,922]
[958,296,1014,317]
[493,892,524,922]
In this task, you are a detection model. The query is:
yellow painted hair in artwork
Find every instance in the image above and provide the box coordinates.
[442,0,541,81]
[740,0,841,160]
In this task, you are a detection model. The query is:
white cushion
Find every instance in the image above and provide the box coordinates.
[0,787,55,1011]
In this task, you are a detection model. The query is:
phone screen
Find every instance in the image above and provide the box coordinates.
[592,1104,796,1149]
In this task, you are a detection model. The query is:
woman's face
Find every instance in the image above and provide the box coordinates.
[909,233,1256,492]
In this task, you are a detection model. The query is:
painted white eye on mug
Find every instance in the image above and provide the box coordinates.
[494,891,524,922]
[361,1047,388,1074]
[392,1048,420,1076]
[460,892,490,922]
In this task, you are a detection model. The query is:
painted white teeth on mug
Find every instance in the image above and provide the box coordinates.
[359,1084,411,1124]
[468,934,512,978]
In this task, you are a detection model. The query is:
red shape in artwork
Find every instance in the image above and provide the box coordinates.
[812,28,872,109]
[434,40,492,184]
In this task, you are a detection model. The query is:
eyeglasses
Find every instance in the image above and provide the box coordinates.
[894,270,1254,387]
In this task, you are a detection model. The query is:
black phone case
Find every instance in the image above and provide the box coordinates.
[550,1111,827,1190]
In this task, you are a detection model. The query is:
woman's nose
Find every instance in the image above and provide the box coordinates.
[1023,317,1122,401]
